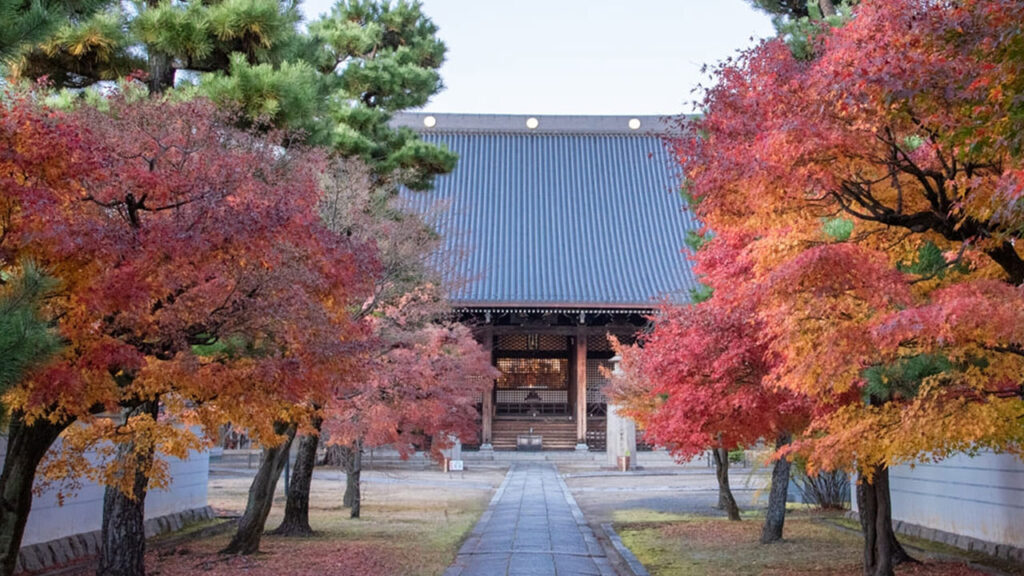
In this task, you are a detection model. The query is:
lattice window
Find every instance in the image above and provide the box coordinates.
[497,334,529,351]
[587,334,614,353]
[496,334,567,352]
[495,358,568,389]
[495,390,568,404]
[586,358,612,405]
[538,335,567,351]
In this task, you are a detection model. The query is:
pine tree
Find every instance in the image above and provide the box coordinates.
[17,0,457,188]
[746,0,851,59]
[13,7,142,88]
[0,262,61,401]
[746,0,841,20]
[0,0,106,63]
[0,262,63,576]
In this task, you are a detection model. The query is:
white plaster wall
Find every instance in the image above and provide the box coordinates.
[853,451,1024,548]
[0,440,210,547]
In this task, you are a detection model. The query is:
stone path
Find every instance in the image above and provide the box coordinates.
[444,463,617,576]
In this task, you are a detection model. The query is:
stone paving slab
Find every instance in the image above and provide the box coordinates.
[444,463,617,576]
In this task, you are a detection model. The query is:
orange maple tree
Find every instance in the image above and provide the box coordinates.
[609,232,810,538]
[0,91,370,576]
[666,1,1024,574]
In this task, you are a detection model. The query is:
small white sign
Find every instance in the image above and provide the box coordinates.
[448,459,464,471]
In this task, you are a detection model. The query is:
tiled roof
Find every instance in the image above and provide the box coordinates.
[396,113,701,310]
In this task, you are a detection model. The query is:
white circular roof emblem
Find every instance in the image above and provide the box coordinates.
[423,115,437,128]
[526,117,539,129]
[628,118,641,130]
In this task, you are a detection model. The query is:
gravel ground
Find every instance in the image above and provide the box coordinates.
[562,465,772,524]
[208,457,509,517]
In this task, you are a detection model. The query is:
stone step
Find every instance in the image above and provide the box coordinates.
[491,418,580,451]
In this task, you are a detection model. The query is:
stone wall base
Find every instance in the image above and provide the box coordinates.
[15,506,215,574]
[845,511,1024,564]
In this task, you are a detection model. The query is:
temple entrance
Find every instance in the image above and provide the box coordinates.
[494,334,571,417]
[469,314,646,450]
[495,357,570,415]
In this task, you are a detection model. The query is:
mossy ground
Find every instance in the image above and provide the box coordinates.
[616,510,1006,576]
[143,466,505,576]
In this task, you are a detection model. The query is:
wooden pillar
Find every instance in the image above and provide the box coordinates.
[481,327,494,449]
[575,328,588,450]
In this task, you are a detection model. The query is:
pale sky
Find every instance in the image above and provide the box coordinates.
[300,1,777,115]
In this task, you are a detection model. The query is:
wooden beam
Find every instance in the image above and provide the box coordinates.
[481,327,494,447]
[568,336,577,416]
[576,327,587,447]
[490,325,629,336]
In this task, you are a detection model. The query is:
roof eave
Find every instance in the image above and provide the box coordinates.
[452,300,664,314]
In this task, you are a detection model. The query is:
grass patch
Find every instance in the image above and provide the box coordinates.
[150,518,229,542]
[611,509,699,524]
[827,518,1024,576]
[616,513,997,576]
[308,499,488,573]
[146,468,503,576]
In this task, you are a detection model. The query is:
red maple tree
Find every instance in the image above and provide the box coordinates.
[0,91,371,575]
[668,1,1024,573]
[611,233,810,539]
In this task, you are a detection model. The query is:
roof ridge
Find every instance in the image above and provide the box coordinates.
[416,129,668,137]
[392,111,692,136]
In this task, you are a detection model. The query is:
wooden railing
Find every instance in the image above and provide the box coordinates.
[495,389,570,415]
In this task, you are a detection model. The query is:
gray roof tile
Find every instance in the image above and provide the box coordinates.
[397,113,700,309]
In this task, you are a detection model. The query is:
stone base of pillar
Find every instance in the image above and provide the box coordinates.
[575,443,590,452]
[478,443,494,453]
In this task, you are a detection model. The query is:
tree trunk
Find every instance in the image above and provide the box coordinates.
[711,445,741,521]
[858,464,915,576]
[97,454,149,576]
[0,413,68,576]
[340,440,362,519]
[985,241,1024,286]
[221,422,296,555]
[144,0,175,94]
[98,401,160,576]
[146,51,175,95]
[271,416,322,537]
[818,0,838,17]
[760,432,792,544]
[321,444,347,467]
